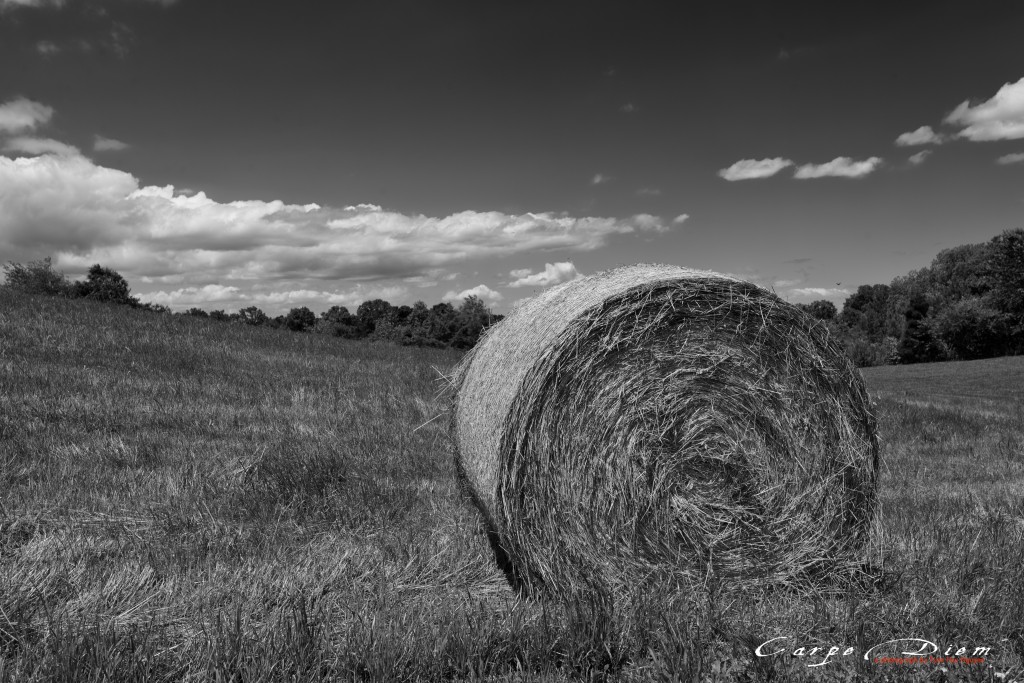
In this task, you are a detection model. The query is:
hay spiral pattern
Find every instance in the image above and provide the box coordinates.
[451,264,878,600]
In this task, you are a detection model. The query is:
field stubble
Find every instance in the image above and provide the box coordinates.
[1,290,1022,681]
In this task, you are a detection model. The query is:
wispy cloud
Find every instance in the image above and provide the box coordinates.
[996,152,1024,165]
[591,173,610,185]
[2,0,175,7]
[790,286,850,298]
[945,76,1024,141]
[636,187,661,196]
[0,97,54,134]
[2,136,80,156]
[718,157,793,181]
[35,40,60,55]
[620,103,638,113]
[672,214,689,225]
[908,150,931,165]
[508,262,581,288]
[793,157,882,179]
[443,284,503,304]
[895,125,943,146]
[94,135,129,152]
[147,283,410,313]
[0,0,65,9]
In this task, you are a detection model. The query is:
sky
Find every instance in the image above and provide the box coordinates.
[1,0,1023,315]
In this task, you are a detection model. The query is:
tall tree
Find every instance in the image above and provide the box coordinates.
[238,306,269,326]
[841,284,894,341]
[356,299,393,336]
[284,306,316,332]
[73,264,135,305]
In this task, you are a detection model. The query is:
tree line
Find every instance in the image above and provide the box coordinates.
[183,297,502,349]
[4,227,1022,364]
[795,228,1023,366]
[0,257,503,350]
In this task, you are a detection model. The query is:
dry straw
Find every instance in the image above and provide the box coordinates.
[451,264,878,602]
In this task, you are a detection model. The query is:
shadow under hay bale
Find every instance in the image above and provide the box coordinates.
[450,264,879,603]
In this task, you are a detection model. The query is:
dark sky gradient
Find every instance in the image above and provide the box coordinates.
[1,0,1023,313]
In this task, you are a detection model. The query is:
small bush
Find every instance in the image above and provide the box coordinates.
[1,257,72,296]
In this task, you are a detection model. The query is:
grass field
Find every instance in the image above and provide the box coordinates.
[1,289,1022,681]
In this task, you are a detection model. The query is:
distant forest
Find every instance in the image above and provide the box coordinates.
[797,228,1023,366]
[3,227,1022,365]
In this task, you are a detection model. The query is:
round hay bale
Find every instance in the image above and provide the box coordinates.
[451,264,879,600]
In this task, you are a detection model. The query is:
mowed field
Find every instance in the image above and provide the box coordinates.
[1,289,1022,682]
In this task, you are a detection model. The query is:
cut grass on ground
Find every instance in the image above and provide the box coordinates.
[1,289,1022,681]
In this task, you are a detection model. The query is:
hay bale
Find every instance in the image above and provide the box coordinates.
[451,264,879,600]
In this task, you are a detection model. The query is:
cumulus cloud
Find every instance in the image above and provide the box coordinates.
[591,173,610,185]
[0,154,673,309]
[0,155,138,254]
[793,157,882,179]
[672,214,689,225]
[93,135,129,152]
[908,150,931,165]
[2,136,80,156]
[895,125,943,146]
[790,287,850,298]
[996,152,1024,165]
[718,157,793,181]
[0,97,54,134]
[508,262,581,288]
[945,76,1024,141]
[443,284,503,304]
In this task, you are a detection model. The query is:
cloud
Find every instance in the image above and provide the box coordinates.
[0,155,139,255]
[443,284,503,304]
[0,0,65,8]
[636,187,660,196]
[945,76,1024,141]
[36,40,60,55]
[790,287,850,299]
[147,284,242,307]
[147,283,409,313]
[672,213,689,225]
[2,136,80,157]
[773,279,801,288]
[591,173,610,185]
[895,125,943,146]
[0,97,54,134]
[508,262,581,288]
[996,152,1024,165]
[94,135,129,152]
[793,157,882,179]
[620,103,638,113]
[0,154,673,300]
[718,157,793,181]
[908,150,931,165]
[2,0,174,7]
